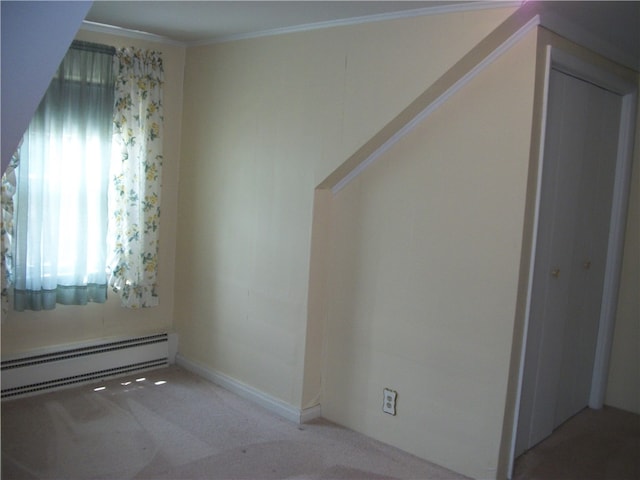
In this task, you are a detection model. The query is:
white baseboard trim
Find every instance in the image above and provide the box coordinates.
[300,404,322,423]
[175,353,321,424]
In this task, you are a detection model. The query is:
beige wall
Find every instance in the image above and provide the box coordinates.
[3,4,637,480]
[605,86,640,415]
[323,29,538,480]
[0,30,185,356]
[175,7,517,411]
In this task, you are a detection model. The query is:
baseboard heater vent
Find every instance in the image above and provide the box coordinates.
[1,333,169,399]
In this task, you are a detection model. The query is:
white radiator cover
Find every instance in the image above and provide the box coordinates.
[1,333,176,399]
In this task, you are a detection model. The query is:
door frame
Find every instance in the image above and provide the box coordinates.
[508,43,638,477]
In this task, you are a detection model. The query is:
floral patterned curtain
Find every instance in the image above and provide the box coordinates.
[1,150,20,314]
[108,47,164,308]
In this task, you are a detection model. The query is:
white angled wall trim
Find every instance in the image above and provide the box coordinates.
[331,14,541,194]
[175,354,321,424]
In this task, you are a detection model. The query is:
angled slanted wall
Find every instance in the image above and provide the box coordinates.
[1,1,92,172]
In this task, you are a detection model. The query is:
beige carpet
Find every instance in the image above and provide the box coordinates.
[1,365,468,480]
[513,405,640,480]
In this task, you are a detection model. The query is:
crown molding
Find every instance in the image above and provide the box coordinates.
[80,1,521,48]
[191,1,521,47]
[80,20,187,47]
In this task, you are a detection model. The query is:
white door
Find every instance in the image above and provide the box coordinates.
[515,67,623,455]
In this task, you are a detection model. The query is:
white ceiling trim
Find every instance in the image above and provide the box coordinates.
[80,1,521,47]
[188,1,521,47]
[80,20,187,47]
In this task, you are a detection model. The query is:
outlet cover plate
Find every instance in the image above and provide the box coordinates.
[383,388,397,415]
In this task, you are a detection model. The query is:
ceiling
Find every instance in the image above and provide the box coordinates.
[84,1,639,68]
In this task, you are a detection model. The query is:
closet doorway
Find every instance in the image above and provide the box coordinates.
[515,49,637,458]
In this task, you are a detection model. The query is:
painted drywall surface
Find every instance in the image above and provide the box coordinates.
[175,7,518,409]
[605,89,640,415]
[0,30,185,357]
[323,29,538,480]
[1,1,92,173]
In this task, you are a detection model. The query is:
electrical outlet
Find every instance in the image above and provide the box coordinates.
[383,388,397,416]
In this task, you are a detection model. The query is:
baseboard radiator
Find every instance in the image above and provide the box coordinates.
[1,333,172,399]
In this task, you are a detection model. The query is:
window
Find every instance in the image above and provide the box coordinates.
[1,41,165,311]
[9,41,115,311]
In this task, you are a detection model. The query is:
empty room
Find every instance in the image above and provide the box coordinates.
[1,1,639,479]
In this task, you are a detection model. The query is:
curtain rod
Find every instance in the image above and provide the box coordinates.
[70,40,115,56]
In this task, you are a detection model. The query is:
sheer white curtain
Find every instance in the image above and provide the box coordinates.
[8,42,116,311]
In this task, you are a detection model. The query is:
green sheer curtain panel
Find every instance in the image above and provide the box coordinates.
[108,47,164,308]
[5,41,116,311]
